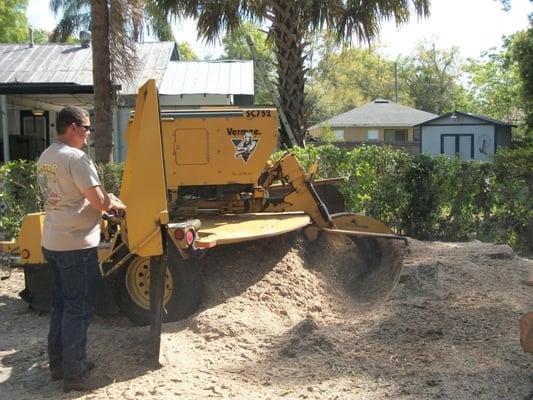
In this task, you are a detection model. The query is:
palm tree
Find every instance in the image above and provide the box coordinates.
[50,0,173,162]
[154,0,430,146]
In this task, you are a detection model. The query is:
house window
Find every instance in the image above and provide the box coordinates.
[333,129,344,141]
[384,128,408,143]
[413,128,421,142]
[367,129,379,141]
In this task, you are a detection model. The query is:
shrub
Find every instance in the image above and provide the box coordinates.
[0,161,41,240]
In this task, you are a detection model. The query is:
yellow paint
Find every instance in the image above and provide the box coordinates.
[17,213,45,263]
[195,213,311,248]
[330,213,394,234]
[161,108,278,188]
[120,80,168,257]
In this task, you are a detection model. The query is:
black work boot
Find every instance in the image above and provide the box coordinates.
[63,372,110,392]
[51,361,95,381]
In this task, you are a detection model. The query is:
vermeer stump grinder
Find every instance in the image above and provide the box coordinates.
[1,80,405,327]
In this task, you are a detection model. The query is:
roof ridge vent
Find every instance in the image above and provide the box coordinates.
[374,99,389,103]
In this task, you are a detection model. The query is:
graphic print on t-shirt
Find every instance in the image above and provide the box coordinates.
[37,163,62,207]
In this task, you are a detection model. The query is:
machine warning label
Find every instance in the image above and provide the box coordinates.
[232,132,259,162]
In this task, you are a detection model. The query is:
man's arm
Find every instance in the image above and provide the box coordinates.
[83,185,126,212]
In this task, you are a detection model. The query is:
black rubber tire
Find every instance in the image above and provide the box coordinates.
[115,242,204,326]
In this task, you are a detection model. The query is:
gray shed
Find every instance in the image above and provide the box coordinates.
[419,111,513,161]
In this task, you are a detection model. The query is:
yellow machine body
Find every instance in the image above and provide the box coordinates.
[161,109,278,188]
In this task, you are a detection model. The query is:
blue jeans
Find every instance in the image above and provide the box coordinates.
[42,246,98,381]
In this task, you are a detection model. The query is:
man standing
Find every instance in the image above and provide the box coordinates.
[37,106,125,392]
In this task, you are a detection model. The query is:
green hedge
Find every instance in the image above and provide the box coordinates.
[275,145,532,255]
[0,147,531,255]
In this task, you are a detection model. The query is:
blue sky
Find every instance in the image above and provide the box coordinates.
[27,0,532,60]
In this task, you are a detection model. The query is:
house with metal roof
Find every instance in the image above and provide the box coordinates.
[0,40,254,162]
[419,111,513,161]
[309,99,438,154]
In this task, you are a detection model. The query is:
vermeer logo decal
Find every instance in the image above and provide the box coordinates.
[232,132,259,162]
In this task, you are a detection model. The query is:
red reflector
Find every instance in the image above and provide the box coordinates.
[185,229,195,245]
[174,229,185,240]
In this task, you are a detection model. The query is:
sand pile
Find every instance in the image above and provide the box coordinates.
[1,235,531,399]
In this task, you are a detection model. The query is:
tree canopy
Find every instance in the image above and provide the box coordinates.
[0,0,29,43]
[511,17,533,133]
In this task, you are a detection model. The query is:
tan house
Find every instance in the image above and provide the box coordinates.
[309,99,438,154]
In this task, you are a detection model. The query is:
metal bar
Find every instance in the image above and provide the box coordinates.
[98,241,127,277]
[150,255,165,367]
[321,228,407,242]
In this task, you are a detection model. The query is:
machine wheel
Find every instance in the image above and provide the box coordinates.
[345,237,404,306]
[116,244,203,326]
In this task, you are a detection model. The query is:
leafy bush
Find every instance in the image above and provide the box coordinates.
[96,163,124,195]
[281,144,532,255]
[0,161,41,240]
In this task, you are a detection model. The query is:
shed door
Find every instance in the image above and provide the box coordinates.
[441,134,474,160]
[458,136,472,160]
[442,136,456,157]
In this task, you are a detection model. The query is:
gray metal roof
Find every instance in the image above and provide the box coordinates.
[0,42,178,95]
[321,99,438,127]
[159,60,254,95]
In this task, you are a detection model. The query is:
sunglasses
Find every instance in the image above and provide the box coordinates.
[75,123,91,131]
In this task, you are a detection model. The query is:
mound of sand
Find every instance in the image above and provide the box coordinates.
[1,235,532,399]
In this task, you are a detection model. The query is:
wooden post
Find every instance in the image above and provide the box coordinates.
[149,254,165,367]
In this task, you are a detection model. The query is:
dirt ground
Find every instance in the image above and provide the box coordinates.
[1,234,532,400]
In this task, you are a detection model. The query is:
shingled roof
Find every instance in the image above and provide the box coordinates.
[320,99,438,127]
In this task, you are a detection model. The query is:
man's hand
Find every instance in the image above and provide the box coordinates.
[108,193,126,212]
[84,186,126,212]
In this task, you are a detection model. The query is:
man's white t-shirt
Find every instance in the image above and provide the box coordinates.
[37,142,101,251]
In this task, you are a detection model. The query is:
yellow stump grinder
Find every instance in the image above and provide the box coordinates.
[1,80,406,326]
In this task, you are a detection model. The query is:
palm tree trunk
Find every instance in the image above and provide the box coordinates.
[270,0,307,147]
[91,0,114,162]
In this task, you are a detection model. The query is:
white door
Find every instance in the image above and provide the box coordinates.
[458,136,473,160]
[442,136,456,156]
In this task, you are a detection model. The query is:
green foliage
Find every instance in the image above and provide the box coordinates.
[0,161,41,240]
[0,0,29,43]
[398,42,463,114]
[96,163,124,195]
[462,45,522,123]
[178,42,199,60]
[277,145,532,255]
[511,21,533,132]
[307,32,399,123]
[486,147,533,252]
[318,125,337,143]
